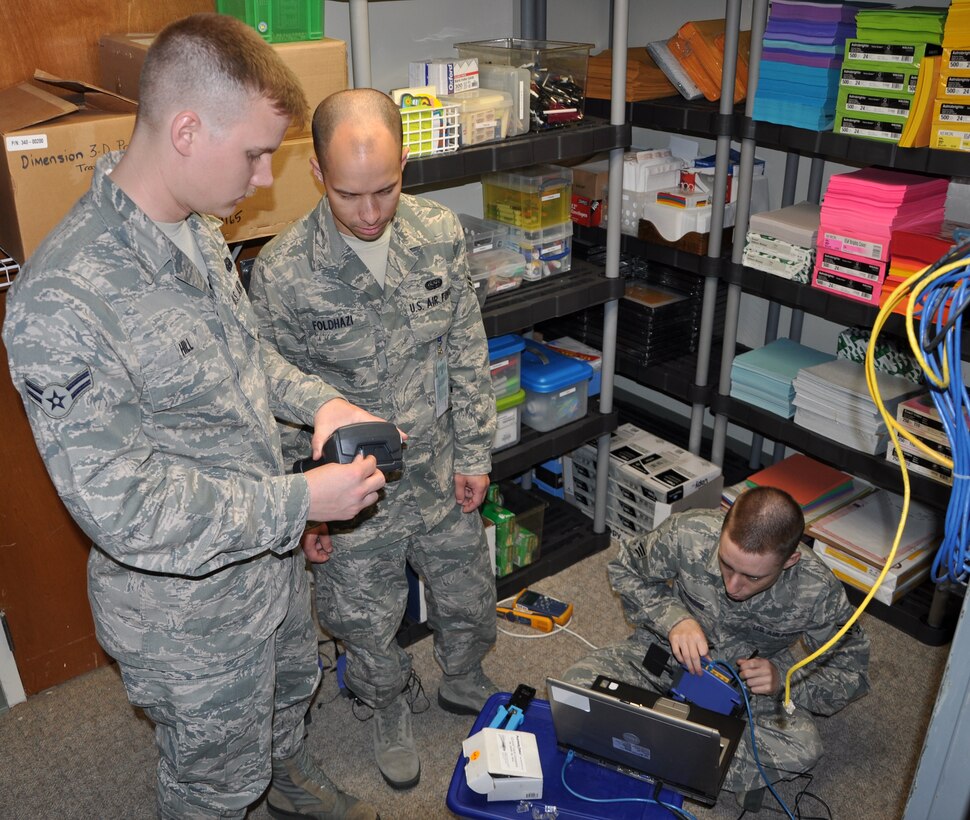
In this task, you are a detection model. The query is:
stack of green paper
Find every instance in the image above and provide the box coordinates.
[855,7,948,45]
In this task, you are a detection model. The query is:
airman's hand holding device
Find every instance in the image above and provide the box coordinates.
[292,421,404,477]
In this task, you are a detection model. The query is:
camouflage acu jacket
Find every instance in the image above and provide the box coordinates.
[3,153,338,672]
[249,194,496,548]
[609,508,871,715]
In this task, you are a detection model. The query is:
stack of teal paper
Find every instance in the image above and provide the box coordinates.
[754,0,867,130]
[855,7,948,45]
[730,338,835,417]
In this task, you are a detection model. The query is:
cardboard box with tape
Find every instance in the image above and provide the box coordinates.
[0,72,136,263]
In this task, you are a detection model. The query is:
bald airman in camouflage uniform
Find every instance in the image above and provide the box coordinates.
[3,15,384,820]
[563,487,870,806]
[249,89,497,790]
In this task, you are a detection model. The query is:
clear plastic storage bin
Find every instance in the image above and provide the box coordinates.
[468,248,526,307]
[520,340,593,432]
[483,165,573,231]
[478,64,532,136]
[454,39,593,129]
[487,334,527,400]
[439,89,513,146]
[503,221,573,280]
[459,214,510,255]
[492,388,526,452]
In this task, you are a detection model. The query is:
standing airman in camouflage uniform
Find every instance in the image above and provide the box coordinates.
[2,16,386,820]
[563,486,870,808]
[248,89,498,790]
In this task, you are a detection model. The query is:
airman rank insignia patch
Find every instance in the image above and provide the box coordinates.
[25,369,93,419]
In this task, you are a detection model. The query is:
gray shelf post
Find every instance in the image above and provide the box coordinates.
[348,0,371,88]
[593,0,628,534]
[688,0,743,456]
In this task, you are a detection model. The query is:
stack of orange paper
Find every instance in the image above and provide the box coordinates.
[586,47,677,101]
[666,19,751,103]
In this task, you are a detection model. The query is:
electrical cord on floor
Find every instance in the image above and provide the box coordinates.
[559,749,698,820]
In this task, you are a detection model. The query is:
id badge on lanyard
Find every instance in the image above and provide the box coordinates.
[434,335,449,418]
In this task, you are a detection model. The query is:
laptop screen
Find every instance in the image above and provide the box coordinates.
[547,677,744,806]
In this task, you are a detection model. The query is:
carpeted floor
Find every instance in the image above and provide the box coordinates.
[0,540,950,819]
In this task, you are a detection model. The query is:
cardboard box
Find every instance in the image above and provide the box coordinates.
[98,34,348,136]
[0,72,137,263]
[462,728,543,801]
[219,135,322,244]
[570,194,602,228]
[570,158,610,200]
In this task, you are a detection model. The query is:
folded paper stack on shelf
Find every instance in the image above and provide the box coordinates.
[586,46,676,102]
[855,7,947,47]
[743,201,820,283]
[933,46,970,152]
[792,358,923,454]
[835,325,923,383]
[943,0,970,48]
[729,338,835,418]
[564,423,723,538]
[753,0,863,131]
[889,393,956,486]
[665,19,751,103]
[882,219,970,316]
[721,475,872,527]
[808,487,944,604]
[833,7,947,146]
[945,177,970,221]
[835,42,939,146]
[730,453,860,519]
[813,167,948,306]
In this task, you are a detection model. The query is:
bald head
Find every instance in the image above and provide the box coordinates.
[312,89,403,170]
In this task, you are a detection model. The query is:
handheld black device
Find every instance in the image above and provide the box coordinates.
[292,421,404,476]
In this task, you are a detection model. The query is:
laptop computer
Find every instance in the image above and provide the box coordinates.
[546,676,746,806]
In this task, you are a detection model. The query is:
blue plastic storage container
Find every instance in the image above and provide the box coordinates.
[519,341,593,431]
[487,334,527,400]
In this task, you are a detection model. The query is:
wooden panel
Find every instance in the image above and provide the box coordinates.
[0,295,112,694]
[0,0,214,90]
[0,0,225,695]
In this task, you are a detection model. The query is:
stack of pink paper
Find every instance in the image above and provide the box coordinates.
[813,167,948,306]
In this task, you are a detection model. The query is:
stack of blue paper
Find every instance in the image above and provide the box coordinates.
[730,338,835,418]
[753,0,866,130]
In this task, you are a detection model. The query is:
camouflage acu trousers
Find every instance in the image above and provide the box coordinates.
[562,634,823,794]
[313,502,497,709]
[119,561,319,819]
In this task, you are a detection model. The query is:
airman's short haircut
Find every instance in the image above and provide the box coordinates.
[722,485,805,561]
[311,88,403,169]
[138,13,307,134]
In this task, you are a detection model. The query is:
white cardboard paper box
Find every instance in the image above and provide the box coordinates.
[462,728,543,802]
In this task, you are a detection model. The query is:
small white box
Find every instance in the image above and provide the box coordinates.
[408,57,480,95]
[462,728,543,802]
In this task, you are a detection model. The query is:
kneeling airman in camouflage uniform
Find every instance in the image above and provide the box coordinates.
[563,486,870,809]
